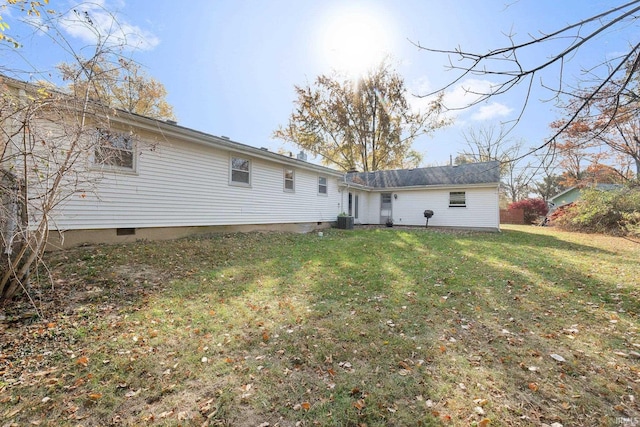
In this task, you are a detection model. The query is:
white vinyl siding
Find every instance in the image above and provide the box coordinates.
[49,134,342,230]
[358,187,499,230]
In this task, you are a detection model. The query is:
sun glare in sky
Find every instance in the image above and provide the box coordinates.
[318,6,393,77]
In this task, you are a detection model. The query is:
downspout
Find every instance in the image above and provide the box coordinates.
[340,175,351,215]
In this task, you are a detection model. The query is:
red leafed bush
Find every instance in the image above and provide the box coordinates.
[508,198,549,224]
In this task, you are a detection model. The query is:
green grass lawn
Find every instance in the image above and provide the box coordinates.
[1,225,639,426]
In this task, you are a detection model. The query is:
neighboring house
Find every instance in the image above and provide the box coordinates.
[341,161,501,232]
[1,76,501,249]
[547,183,623,211]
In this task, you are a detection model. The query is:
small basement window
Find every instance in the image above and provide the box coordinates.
[449,191,466,207]
[116,228,136,236]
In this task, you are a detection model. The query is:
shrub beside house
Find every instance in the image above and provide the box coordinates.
[553,185,640,236]
[507,198,548,224]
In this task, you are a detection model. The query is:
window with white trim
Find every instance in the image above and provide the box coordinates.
[284,168,294,192]
[449,191,466,207]
[94,129,135,170]
[318,176,328,195]
[230,156,250,185]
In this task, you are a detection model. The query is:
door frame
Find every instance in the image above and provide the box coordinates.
[380,192,392,224]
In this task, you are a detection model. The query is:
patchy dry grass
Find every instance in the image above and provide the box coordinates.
[1,225,639,426]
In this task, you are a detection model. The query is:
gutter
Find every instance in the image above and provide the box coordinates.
[0,75,343,178]
[338,181,500,192]
[107,111,344,177]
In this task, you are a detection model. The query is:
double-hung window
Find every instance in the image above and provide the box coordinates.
[318,176,328,195]
[449,191,466,207]
[94,129,135,171]
[284,168,294,192]
[230,156,251,185]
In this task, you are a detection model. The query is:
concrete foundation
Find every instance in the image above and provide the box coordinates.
[46,222,333,250]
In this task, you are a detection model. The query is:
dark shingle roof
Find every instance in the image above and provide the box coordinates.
[345,161,501,188]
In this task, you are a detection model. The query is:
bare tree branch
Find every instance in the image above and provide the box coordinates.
[412,1,640,157]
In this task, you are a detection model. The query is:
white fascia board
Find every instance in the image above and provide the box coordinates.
[351,182,500,192]
[338,180,371,191]
[109,112,343,178]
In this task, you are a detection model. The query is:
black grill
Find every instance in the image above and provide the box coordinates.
[423,210,434,227]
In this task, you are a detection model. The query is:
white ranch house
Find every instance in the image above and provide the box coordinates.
[342,163,501,230]
[1,77,500,249]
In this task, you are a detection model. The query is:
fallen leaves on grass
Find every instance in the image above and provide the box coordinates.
[240,383,253,401]
[398,360,411,370]
[2,228,640,427]
[338,361,353,372]
[87,392,102,401]
[353,399,366,410]
[293,401,311,411]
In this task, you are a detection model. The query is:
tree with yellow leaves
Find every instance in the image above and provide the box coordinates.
[274,61,449,172]
[58,56,176,121]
